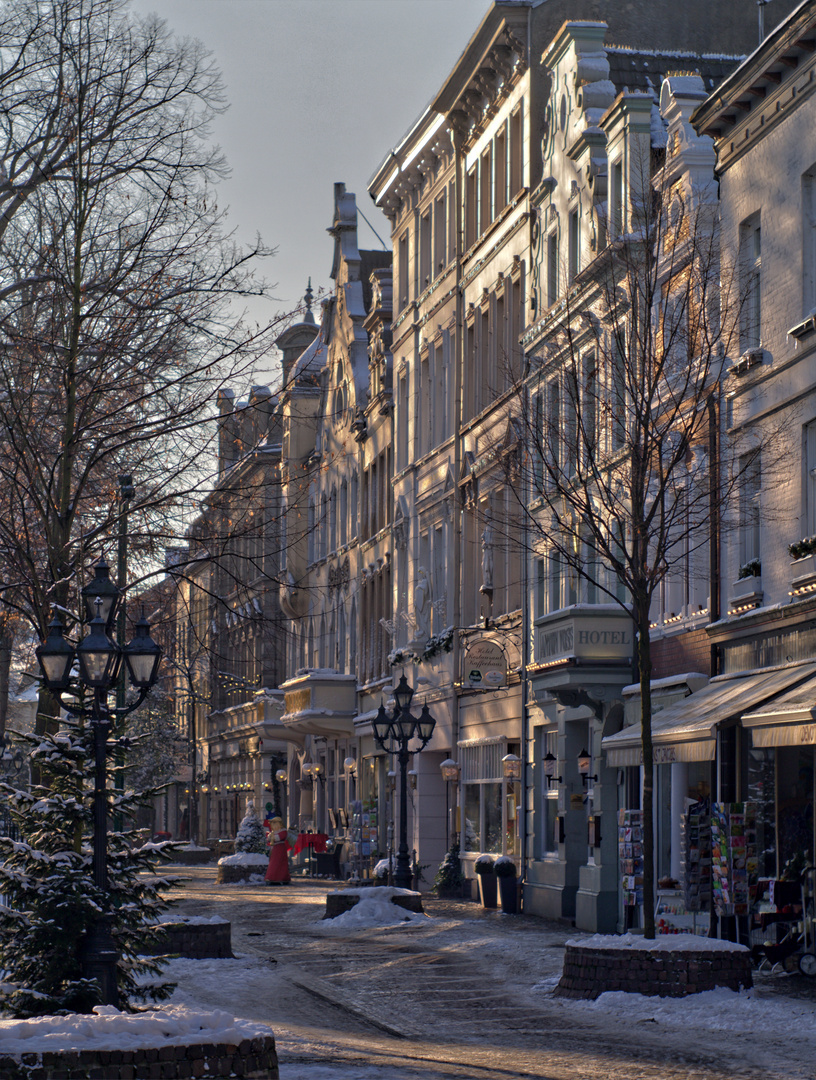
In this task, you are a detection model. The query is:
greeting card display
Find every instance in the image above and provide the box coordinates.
[618,808,644,907]
[681,798,711,913]
[711,802,758,916]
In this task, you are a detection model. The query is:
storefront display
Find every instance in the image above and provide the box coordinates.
[618,808,644,907]
[682,798,711,914]
[711,802,758,916]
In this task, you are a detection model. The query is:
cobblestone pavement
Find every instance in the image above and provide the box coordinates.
[163,868,816,1080]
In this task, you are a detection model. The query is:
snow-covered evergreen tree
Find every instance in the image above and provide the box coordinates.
[0,717,177,1017]
[234,800,268,856]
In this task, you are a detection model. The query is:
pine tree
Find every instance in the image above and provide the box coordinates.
[0,718,176,1017]
[234,801,268,856]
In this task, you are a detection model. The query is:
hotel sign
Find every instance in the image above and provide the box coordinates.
[536,614,632,665]
[464,640,507,690]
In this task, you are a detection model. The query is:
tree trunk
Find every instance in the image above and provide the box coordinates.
[637,596,656,938]
[0,622,12,742]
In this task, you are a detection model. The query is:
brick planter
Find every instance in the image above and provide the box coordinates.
[171,846,212,866]
[216,862,269,884]
[146,920,233,959]
[556,941,752,999]
[324,889,424,919]
[0,1035,278,1079]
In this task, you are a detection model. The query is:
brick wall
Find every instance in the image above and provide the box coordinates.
[0,1036,278,1079]
[651,626,712,681]
[556,943,752,999]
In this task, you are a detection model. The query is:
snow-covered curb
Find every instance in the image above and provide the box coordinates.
[568,932,748,953]
[0,1004,273,1053]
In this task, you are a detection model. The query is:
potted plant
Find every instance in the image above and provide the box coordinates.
[494,856,518,914]
[433,842,465,898]
[474,854,497,908]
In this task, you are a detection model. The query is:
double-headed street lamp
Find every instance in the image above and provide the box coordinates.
[36,559,162,1007]
[372,674,436,891]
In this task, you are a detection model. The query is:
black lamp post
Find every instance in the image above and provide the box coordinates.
[35,561,162,1007]
[372,674,436,890]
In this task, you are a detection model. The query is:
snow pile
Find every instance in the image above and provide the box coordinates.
[543,983,816,1035]
[0,1004,273,1053]
[217,852,269,867]
[319,887,430,931]
[568,932,748,953]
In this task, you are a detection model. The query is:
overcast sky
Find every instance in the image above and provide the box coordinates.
[128,0,485,379]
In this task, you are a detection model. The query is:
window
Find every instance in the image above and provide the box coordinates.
[740,213,761,351]
[568,208,579,284]
[339,480,348,547]
[547,229,558,307]
[547,377,560,475]
[397,371,408,470]
[806,420,816,537]
[329,487,337,554]
[398,231,409,310]
[804,169,816,315]
[466,167,477,249]
[419,211,431,289]
[434,192,447,273]
[582,351,597,463]
[611,332,627,451]
[611,159,623,238]
[419,350,430,457]
[739,451,761,568]
[495,123,507,215]
[461,740,510,855]
[480,147,492,234]
[510,104,523,195]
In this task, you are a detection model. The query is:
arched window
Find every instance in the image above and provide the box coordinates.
[319,613,327,668]
[330,487,337,553]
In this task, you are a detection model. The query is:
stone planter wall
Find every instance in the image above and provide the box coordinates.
[0,1035,278,1079]
[556,943,752,999]
[216,863,267,884]
[146,921,233,959]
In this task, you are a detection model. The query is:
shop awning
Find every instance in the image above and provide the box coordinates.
[602,662,816,766]
[742,671,816,747]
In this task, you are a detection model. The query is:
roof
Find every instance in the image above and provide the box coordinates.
[605,46,743,98]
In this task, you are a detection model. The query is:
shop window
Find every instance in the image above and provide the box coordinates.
[460,740,509,855]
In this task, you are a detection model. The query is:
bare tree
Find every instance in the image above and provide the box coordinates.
[505,114,786,935]
[0,0,284,715]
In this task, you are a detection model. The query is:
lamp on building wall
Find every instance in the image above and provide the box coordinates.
[343,756,357,776]
[577,749,598,786]
[543,753,562,788]
[36,569,162,1008]
[372,675,436,889]
[502,753,522,781]
[439,758,460,850]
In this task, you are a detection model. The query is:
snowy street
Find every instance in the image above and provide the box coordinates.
[161,867,816,1080]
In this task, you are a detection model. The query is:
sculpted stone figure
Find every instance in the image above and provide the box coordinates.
[414,566,432,641]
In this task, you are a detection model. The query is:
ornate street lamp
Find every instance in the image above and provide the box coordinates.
[36,574,162,1008]
[371,679,436,890]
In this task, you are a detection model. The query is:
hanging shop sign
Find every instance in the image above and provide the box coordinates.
[464,640,507,690]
